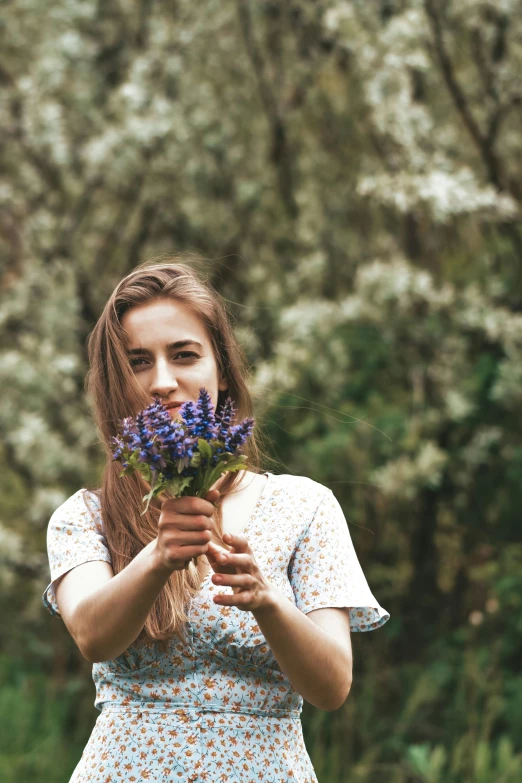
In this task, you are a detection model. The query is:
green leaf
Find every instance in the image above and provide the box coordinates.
[199,455,248,496]
[141,487,155,515]
[197,438,213,460]
[165,475,194,497]
[176,458,188,474]
[189,452,202,468]
[136,463,152,482]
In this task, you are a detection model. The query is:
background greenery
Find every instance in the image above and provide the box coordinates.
[1,0,521,781]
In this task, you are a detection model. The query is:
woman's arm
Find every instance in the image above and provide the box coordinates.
[206,534,353,712]
[70,540,173,663]
[252,586,353,711]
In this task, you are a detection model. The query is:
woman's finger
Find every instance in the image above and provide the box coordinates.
[212,573,257,588]
[213,552,254,572]
[205,489,220,503]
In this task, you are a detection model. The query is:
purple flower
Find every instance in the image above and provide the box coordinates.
[111,387,256,512]
[224,418,255,454]
[180,387,220,442]
[215,397,236,441]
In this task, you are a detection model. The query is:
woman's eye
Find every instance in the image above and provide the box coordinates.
[129,352,198,370]
[176,352,198,360]
[129,358,147,369]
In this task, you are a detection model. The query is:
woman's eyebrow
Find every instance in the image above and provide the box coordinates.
[127,340,204,356]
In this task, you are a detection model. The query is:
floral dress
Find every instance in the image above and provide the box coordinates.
[43,472,390,782]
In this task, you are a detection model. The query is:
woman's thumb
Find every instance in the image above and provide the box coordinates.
[205,488,221,503]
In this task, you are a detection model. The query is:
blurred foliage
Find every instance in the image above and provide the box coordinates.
[1,0,522,780]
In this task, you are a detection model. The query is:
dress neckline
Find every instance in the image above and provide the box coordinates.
[199,471,274,587]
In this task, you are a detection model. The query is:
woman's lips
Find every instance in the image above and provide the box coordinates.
[166,403,185,418]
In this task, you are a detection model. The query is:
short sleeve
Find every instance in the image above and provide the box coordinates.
[42,489,112,618]
[288,488,390,632]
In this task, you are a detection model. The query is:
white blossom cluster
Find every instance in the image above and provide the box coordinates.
[0,260,96,514]
[252,296,349,403]
[323,1,521,223]
[253,254,521,500]
[371,441,448,501]
[358,169,518,223]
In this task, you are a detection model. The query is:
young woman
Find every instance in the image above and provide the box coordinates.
[43,259,390,782]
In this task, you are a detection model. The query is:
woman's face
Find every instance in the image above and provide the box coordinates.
[121,298,228,418]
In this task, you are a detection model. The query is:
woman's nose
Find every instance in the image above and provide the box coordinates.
[149,359,178,397]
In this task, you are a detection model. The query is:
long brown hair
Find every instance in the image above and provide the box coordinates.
[85,256,271,650]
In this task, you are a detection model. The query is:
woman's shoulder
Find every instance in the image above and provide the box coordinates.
[269,470,328,489]
[49,487,102,525]
[268,471,330,506]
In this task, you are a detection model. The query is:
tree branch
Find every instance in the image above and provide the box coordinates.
[236,0,299,220]
[424,0,505,191]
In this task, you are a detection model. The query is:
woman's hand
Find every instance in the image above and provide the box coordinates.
[153,489,220,574]
[206,534,275,612]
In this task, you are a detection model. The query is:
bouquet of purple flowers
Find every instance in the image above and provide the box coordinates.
[110,387,255,515]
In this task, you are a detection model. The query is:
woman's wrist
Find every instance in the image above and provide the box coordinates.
[148,538,175,577]
[148,538,192,576]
